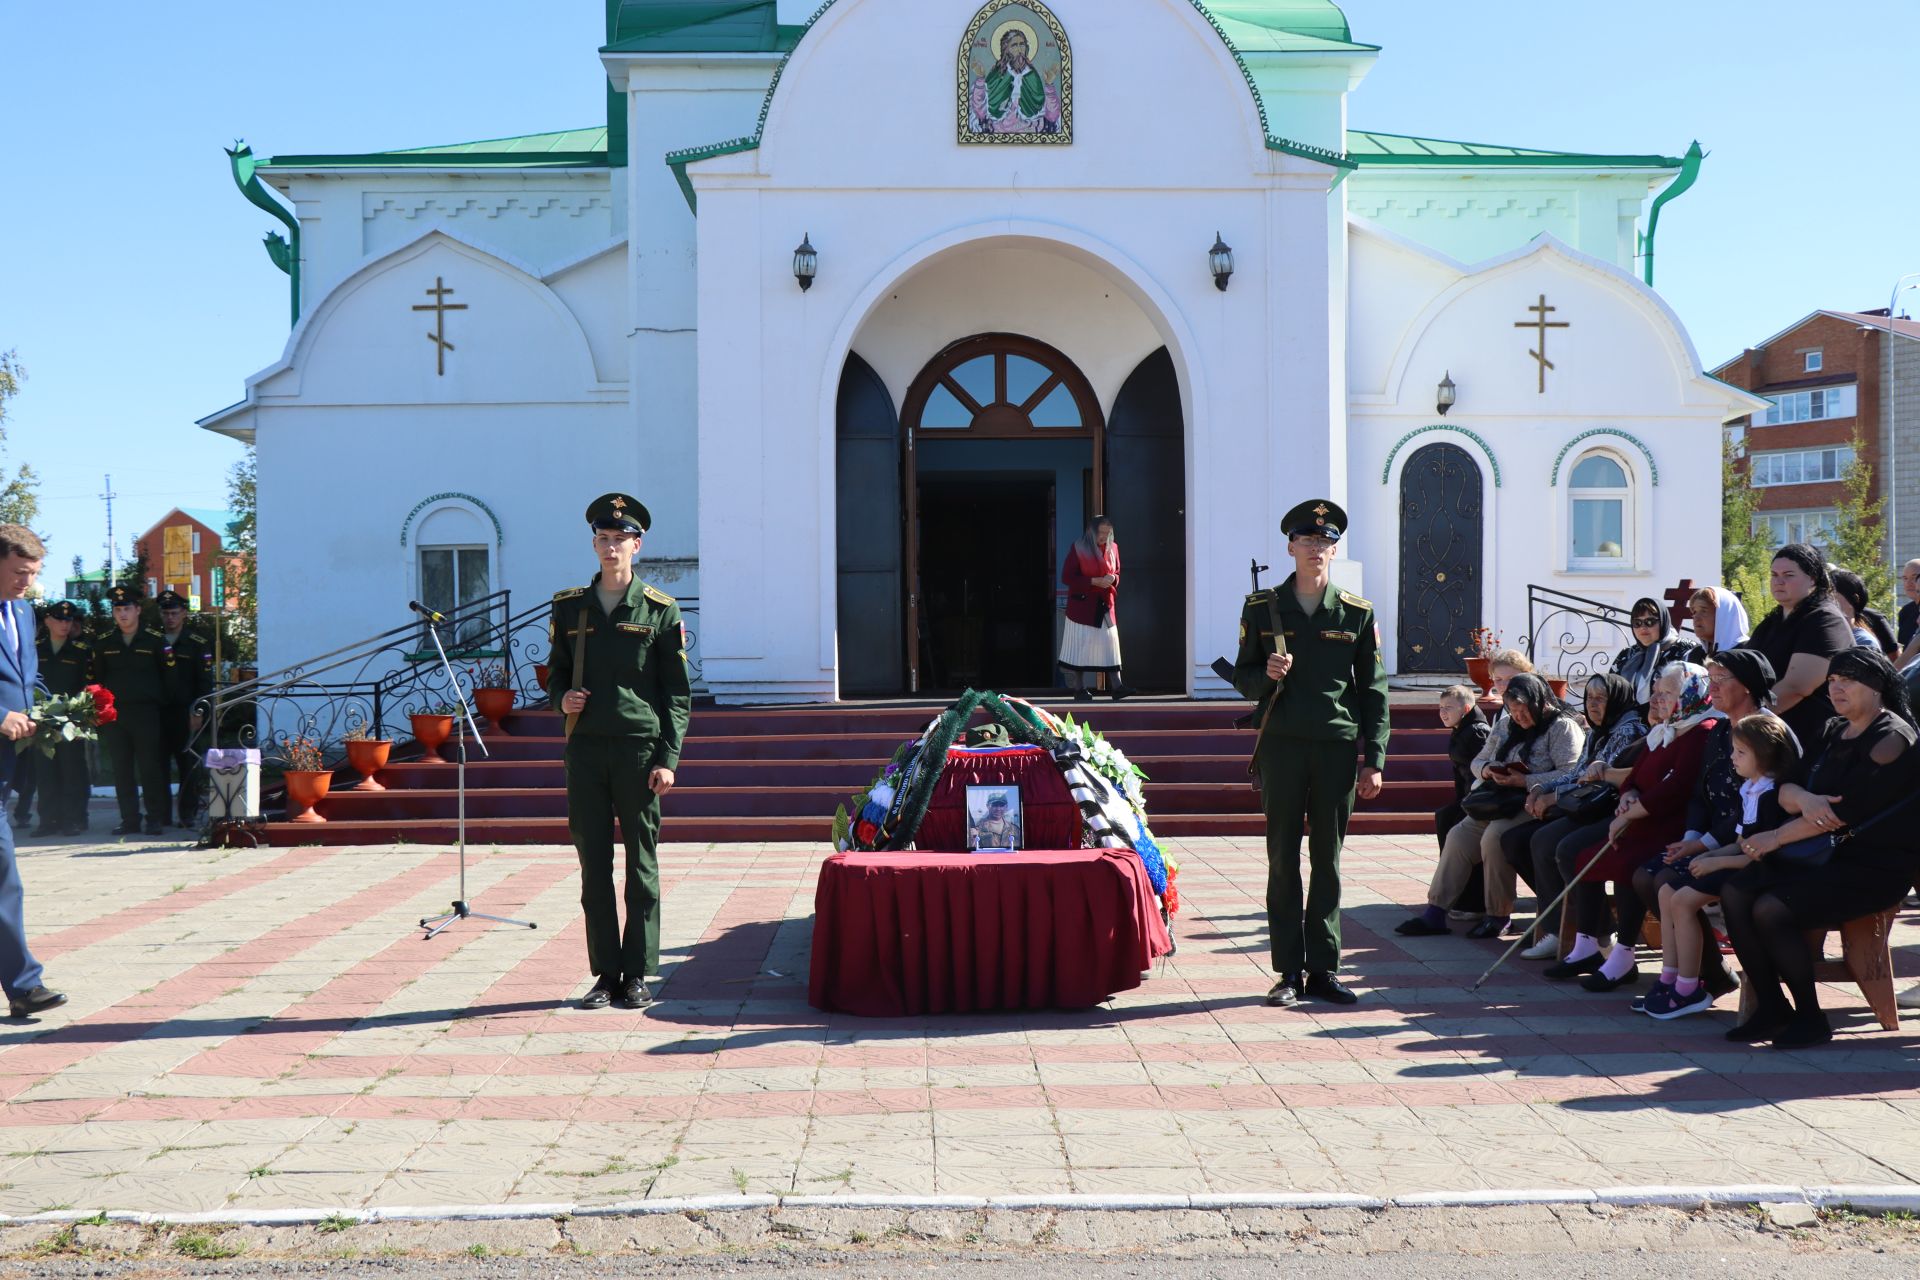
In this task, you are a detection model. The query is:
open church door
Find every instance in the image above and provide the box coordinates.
[835,353,905,695]
[1104,348,1186,692]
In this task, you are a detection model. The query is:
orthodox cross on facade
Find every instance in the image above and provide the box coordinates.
[1512,293,1569,393]
[411,276,468,376]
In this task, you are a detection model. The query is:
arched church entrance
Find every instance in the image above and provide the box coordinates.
[1397,441,1484,672]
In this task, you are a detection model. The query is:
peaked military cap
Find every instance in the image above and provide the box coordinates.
[106,584,143,608]
[586,492,651,535]
[45,600,80,621]
[1282,498,1347,542]
[157,590,189,610]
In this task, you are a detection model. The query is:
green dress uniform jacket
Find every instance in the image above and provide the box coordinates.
[90,628,171,829]
[545,575,694,982]
[1230,574,1391,976]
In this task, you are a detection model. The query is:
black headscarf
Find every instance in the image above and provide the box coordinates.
[1496,672,1562,760]
[1615,596,1675,703]
[1706,648,1777,710]
[1831,569,1899,656]
[1768,542,1833,616]
[1584,672,1637,735]
[1825,647,1916,726]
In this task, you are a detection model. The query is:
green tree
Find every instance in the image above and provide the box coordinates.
[0,350,39,528]
[224,447,258,660]
[1825,429,1893,612]
[1720,434,1772,615]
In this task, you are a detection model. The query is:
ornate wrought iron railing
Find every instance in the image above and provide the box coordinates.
[198,590,704,763]
[1518,584,1693,686]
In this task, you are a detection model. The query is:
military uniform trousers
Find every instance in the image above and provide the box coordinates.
[32,741,90,833]
[1257,736,1359,974]
[565,734,664,980]
[159,705,204,824]
[102,702,169,827]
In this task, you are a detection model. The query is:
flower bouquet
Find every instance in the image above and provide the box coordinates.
[19,684,116,758]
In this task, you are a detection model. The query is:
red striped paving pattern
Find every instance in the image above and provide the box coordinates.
[0,835,1917,1213]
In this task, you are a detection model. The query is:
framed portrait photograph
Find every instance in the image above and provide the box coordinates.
[966,785,1024,851]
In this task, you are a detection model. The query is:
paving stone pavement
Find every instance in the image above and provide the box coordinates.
[3,826,1919,1217]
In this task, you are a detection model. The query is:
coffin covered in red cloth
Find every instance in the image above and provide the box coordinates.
[915,745,1081,852]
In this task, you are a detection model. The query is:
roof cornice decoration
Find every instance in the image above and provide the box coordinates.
[1551,428,1659,488]
[400,492,504,548]
[1380,424,1501,488]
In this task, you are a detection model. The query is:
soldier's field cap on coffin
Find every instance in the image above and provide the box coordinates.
[1283,499,1346,542]
[586,492,651,535]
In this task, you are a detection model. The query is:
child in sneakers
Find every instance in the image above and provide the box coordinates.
[1642,714,1797,1020]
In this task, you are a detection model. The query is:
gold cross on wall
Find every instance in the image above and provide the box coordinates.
[411,276,468,376]
[1512,293,1570,393]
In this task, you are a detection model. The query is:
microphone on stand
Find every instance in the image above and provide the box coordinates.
[408,600,447,624]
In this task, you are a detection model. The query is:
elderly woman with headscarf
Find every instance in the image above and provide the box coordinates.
[1500,672,1648,959]
[1686,586,1752,653]
[1611,597,1706,712]
[1547,662,1723,992]
[1397,673,1585,939]
[1744,543,1854,745]
[1058,515,1129,701]
[1829,569,1898,657]
[1720,648,1920,1046]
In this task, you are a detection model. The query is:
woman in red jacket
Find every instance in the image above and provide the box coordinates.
[1547,662,1720,992]
[1058,515,1129,701]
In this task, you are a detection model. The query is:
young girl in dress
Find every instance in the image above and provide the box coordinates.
[1642,714,1799,1020]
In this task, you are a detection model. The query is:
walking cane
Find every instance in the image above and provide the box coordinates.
[1469,833,1619,992]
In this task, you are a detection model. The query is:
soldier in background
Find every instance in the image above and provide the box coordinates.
[91,585,169,837]
[155,591,213,828]
[32,602,93,836]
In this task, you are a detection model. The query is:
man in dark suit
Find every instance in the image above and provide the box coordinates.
[0,525,65,1019]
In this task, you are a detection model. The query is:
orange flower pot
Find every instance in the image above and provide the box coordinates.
[473,687,514,727]
[345,738,391,791]
[410,713,454,760]
[533,663,550,694]
[1548,677,1569,703]
[284,769,331,823]
[1465,656,1493,699]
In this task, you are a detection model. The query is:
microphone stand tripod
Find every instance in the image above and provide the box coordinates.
[412,606,537,940]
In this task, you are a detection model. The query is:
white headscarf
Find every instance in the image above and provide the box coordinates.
[1708,586,1751,651]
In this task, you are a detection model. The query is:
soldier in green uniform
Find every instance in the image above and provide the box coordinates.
[547,493,692,1010]
[91,585,170,837]
[33,602,93,836]
[1232,500,1389,1008]
[155,591,214,828]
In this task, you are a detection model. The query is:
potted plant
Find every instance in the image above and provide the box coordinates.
[409,705,456,759]
[343,722,391,792]
[279,735,331,824]
[1465,627,1499,699]
[471,663,514,727]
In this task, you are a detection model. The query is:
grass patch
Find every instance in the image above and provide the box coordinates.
[245,1165,276,1179]
[76,1212,108,1226]
[316,1212,356,1234]
[466,1242,491,1257]
[33,1225,84,1257]
[730,1167,749,1193]
[174,1232,244,1260]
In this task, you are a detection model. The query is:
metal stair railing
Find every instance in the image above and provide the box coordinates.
[1518,583,1695,685]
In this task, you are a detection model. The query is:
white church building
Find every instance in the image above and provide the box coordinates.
[201,0,1764,701]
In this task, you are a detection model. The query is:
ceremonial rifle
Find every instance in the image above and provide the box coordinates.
[1244,558,1287,788]
[565,604,590,738]
[1209,558,1270,729]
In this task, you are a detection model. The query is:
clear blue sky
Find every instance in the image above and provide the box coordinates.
[4,1,1917,579]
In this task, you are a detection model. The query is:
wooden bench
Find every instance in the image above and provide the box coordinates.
[1736,906,1902,1032]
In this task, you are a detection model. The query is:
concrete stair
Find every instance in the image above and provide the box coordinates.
[265,699,1451,846]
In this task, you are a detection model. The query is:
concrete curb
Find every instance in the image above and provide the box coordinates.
[8,1184,1920,1227]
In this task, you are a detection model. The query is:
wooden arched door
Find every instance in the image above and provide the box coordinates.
[1397,442,1483,672]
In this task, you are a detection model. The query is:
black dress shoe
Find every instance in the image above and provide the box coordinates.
[112,821,141,837]
[1464,918,1505,940]
[7,987,67,1019]
[31,825,58,838]
[1303,972,1359,1005]
[1543,951,1606,982]
[1393,916,1449,937]
[1726,1004,1793,1043]
[1264,976,1301,1008]
[1072,689,1094,702]
[579,976,617,1010]
[1108,685,1133,701]
[1579,964,1638,993]
[143,821,165,836]
[618,976,653,1009]
[1769,1012,1833,1049]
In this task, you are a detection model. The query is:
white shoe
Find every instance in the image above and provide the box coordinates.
[1898,983,1920,1010]
[1520,935,1560,961]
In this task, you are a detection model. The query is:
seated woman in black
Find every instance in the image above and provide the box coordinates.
[1744,543,1855,747]
[1718,648,1920,1048]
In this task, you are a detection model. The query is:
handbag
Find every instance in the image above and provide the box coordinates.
[1768,784,1920,867]
[1556,781,1618,824]
[1460,781,1527,820]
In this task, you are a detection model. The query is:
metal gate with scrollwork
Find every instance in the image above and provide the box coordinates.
[1397,443,1483,672]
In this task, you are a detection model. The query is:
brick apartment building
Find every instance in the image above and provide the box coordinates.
[132,507,243,611]
[1712,308,1920,554]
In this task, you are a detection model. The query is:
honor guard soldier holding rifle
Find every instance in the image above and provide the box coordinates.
[33,602,93,836]
[156,591,214,829]
[92,585,171,837]
[1232,500,1389,1008]
[548,493,692,1011]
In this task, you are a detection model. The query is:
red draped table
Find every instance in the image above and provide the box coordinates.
[808,849,1173,1016]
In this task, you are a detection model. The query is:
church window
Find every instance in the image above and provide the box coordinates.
[1567,452,1630,569]
[418,546,491,648]
[902,335,1098,438]
[407,495,504,652]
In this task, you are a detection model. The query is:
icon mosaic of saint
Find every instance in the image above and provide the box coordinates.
[968,17,1062,135]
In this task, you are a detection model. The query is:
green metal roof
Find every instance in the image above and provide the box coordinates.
[1206,1,1373,50]
[262,127,610,170]
[602,1,803,54]
[1345,129,1685,169]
